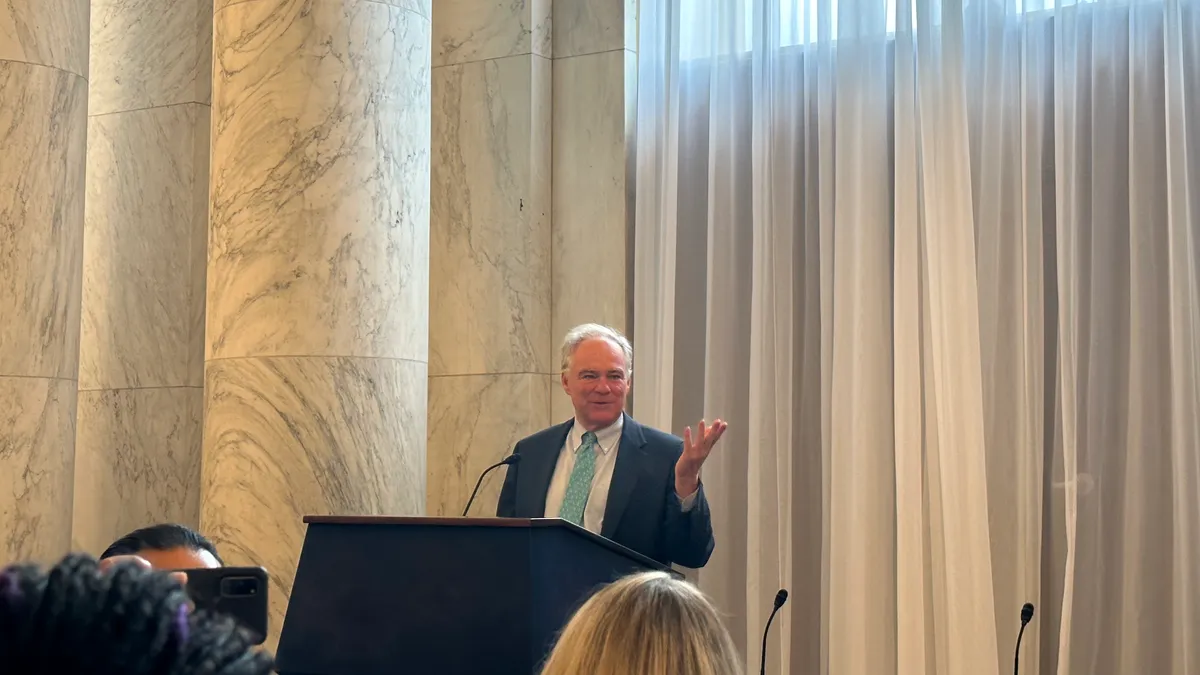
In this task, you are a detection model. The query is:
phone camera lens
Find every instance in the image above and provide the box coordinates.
[220,577,259,597]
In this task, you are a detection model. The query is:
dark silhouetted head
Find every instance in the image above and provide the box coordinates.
[101,524,223,570]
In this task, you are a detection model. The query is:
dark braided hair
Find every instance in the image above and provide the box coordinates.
[0,554,273,675]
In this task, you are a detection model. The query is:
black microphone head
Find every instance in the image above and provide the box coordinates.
[503,453,521,465]
[774,589,788,609]
[1021,602,1035,623]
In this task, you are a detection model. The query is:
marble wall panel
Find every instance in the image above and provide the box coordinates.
[0,64,87,381]
[80,103,210,391]
[427,373,552,516]
[74,0,212,552]
[430,54,552,376]
[0,1,90,76]
[202,356,427,645]
[88,0,212,115]
[0,35,88,561]
[552,0,636,58]
[551,49,637,344]
[72,388,203,554]
[0,378,78,564]
[428,0,555,516]
[432,0,550,67]
[207,0,431,363]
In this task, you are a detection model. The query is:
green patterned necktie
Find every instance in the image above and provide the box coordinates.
[559,431,599,526]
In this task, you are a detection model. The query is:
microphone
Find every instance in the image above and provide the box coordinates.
[1014,602,1035,675]
[760,589,788,675]
[462,453,521,516]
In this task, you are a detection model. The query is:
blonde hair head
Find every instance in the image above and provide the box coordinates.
[540,571,744,675]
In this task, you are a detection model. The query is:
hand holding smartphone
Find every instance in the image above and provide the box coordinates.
[182,566,270,645]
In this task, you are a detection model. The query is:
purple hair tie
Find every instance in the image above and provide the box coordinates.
[174,602,191,644]
[0,568,20,604]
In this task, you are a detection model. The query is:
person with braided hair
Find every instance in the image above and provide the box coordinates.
[0,553,273,675]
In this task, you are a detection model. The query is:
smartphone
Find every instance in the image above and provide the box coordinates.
[183,566,269,645]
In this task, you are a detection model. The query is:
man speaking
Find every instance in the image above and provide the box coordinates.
[496,324,726,568]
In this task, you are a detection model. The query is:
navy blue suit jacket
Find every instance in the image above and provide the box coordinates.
[495,413,715,568]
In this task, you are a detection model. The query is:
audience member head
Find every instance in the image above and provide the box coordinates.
[540,570,743,675]
[101,524,222,571]
[559,323,633,431]
[0,553,272,674]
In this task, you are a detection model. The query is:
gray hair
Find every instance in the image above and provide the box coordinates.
[560,324,633,376]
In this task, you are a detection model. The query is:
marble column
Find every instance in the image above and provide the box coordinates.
[551,0,637,422]
[0,1,89,563]
[203,0,430,646]
[72,0,212,555]
[427,0,554,516]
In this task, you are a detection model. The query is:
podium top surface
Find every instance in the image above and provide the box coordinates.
[305,515,567,527]
[301,515,675,574]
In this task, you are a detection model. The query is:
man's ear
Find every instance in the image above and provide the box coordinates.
[560,372,569,392]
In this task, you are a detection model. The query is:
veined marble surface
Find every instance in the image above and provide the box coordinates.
[551,50,635,345]
[433,0,550,67]
[72,388,203,555]
[207,0,431,362]
[430,54,552,376]
[202,356,427,647]
[88,0,212,115]
[74,0,212,558]
[426,1,554,524]
[0,377,77,564]
[204,0,430,650]
[427,373,552,516]
[550,382,576,431]
[0,0,89,76]
[0,63,87,381]
[0,0,89,567]
[81,104,210,390]
[552,0,636,58]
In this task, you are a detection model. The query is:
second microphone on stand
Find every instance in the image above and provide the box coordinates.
[760,589,789,675]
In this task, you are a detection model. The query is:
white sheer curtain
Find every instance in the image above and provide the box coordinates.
[632,0,1200,673]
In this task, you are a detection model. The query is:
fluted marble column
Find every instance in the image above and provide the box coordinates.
[427,0,554,516]
[0,1,89,563]
[204,0,430,645]
[72,0,212,555]
[551,0,637,421]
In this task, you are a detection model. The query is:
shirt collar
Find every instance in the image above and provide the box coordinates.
[570,414,623,455]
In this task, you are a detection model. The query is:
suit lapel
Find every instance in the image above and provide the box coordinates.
[521,419,573,517]
[602,413,647,539]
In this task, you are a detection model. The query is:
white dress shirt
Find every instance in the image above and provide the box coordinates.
[544,416,697,535]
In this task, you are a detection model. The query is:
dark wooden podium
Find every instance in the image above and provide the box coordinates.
[274,516,673,675]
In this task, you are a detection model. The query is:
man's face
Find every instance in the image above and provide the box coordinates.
[137,547,222,571]
[561,338,630,431]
